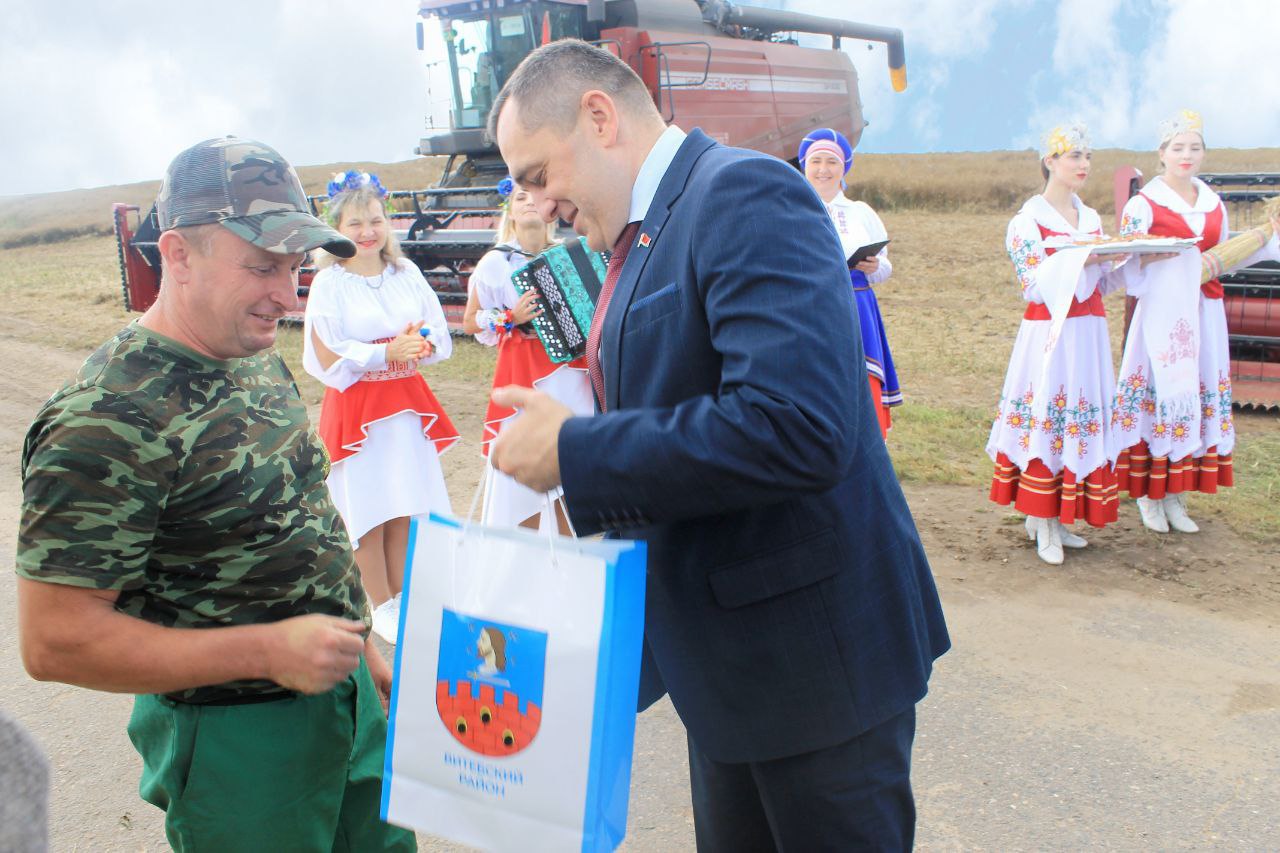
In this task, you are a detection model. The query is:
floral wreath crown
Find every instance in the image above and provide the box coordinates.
[1159,109,1204,145]
[1041,122,1091,158]
[323,170,391,224]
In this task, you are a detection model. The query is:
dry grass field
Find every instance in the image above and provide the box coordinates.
[1,148,1277,540]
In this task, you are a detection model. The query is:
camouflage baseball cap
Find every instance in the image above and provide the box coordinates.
[156,137,356,258]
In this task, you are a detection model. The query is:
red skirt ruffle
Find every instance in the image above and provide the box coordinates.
[319,375,459,464]
[867,375,891,439]
[990,453,1119,527]
[482,333,587,456]
[1114,440,1233,498]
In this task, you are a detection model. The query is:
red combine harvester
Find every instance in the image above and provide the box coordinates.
[1114,168,1280,411]
[114,0,907,330]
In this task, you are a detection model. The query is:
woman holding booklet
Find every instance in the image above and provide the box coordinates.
[986,124,1137,565]
[801,127,900,438]
[463,178,593,533]
[1113,110,1280,534]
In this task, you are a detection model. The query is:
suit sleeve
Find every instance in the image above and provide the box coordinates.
[558,156,865,532]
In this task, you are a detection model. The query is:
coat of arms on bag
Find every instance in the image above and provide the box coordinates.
[436,609,548,756]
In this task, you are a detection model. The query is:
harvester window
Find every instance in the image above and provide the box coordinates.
[499,15,526,37]
[446,17,494,127]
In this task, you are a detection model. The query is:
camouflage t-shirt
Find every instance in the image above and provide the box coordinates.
[17,323,369,703]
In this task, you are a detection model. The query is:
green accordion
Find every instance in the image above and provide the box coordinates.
[511,237,610,363]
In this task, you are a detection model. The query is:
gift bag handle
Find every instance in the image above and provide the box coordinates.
[451,462,562,598]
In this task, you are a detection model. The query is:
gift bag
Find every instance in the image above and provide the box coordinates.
[382,513,647,852]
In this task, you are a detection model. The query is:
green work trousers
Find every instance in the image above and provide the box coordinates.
[127,658,416,852]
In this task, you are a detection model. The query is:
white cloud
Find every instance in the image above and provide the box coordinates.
[774,0,1026,148]
[1031,0,1280,150]
[1,0,429,195]
[1130,0,1280,149]
[7,0,1272,196]
[1021,0,1134,149]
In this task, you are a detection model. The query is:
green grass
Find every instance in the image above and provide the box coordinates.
[888,402,993,486]
[1194,412,1280,535]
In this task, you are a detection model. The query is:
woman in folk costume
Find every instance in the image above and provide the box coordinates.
[462,179,593,533]
[987,124,1135,565]
[1113,110,1280,533]
[303,170,458,643]
[800,127,901,438]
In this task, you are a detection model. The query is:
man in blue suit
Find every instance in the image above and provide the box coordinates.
[487,40,949,851]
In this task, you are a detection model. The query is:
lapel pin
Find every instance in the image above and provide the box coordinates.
[638,233,652,248]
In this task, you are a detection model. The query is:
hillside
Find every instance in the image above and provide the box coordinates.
[3,148,1276,250]
[0,158,445,250]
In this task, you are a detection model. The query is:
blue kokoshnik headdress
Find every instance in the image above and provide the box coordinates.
[799,128,854,173]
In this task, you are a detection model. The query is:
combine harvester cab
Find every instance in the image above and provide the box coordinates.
[116,0,908,331]
[1115,167,1280,411]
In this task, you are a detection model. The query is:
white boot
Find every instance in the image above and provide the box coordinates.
[1161,493,1200,533]
[1026,516,1064,565]
[371,593,402,644]
[1055,519,1088,549]
[1026,516,1088,549]
[1136,496,1169,533]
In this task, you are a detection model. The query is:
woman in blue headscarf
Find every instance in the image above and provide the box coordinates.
[800,127,900,438]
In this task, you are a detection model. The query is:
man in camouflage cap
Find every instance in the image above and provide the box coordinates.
[16,137,415,851]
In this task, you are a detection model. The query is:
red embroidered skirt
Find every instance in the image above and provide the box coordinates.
[319,373,459,464]
[990,454,1119,527]
[482,332,587,456]
[1114,440,1233,498]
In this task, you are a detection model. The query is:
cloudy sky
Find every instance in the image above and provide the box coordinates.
[3,0,1277,196]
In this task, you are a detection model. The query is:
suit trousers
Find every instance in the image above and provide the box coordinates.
[688,707,916,852]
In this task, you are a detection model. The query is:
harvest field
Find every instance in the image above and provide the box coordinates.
[2,150,1280,850]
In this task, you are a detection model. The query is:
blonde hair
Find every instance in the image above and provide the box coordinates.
[315,186,404,269]
[1157,134,1207,174]
[495,203,558,249]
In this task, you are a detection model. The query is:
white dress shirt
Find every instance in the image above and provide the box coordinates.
[627,125,688,225]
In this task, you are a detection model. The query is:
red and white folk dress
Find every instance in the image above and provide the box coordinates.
[1113,176,1280,497]
[987,195,1128,526]
[469,245,593,529]
[302,258,458,545]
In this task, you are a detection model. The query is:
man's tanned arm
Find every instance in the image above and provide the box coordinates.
[18,578,366,696]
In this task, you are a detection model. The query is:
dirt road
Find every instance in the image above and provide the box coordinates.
[2,319,1277,850]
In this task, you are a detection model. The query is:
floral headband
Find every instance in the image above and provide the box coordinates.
[1159,109,1204,145]
[496,176,515,210]
[322,170,391,225]
[326,170,388,199]
[1041,123,1091,158]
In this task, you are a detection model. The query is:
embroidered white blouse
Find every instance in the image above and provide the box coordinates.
[303,258,452,392]
[825,194,892,285]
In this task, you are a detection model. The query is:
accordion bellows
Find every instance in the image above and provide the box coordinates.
[512,237,610,363]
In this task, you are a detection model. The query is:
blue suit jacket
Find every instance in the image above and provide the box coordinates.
[559,129,949,763]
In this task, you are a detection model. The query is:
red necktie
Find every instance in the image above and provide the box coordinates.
[586,221,641,411]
